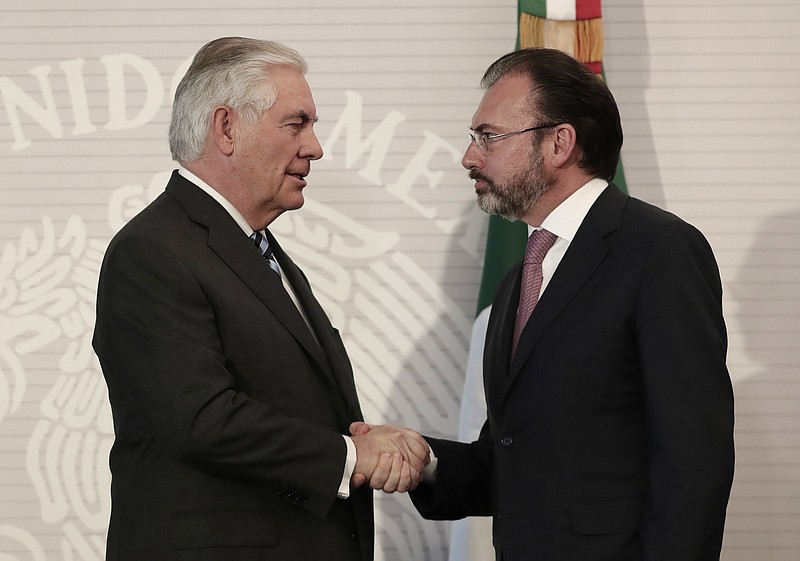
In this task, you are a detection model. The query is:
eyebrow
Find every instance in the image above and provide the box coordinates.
[287,110,319,124]
[470,123,493,133]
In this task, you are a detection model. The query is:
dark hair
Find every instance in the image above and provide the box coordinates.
[482,48,623,181]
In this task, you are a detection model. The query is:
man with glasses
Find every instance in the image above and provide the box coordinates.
[357,48,734,560]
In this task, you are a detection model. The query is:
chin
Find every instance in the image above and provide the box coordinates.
[288,195,305,210]
[477,195,519,222]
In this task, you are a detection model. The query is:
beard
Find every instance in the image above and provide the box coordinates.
[473,145,551,221]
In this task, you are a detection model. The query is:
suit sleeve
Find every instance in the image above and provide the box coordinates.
[410,420,494,520]
[93,234,346,518]
[636,220,734,559]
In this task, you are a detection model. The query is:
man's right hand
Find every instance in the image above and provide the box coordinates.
[348,422,430,493]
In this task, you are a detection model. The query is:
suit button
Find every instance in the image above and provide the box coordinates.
[500,436,513,446]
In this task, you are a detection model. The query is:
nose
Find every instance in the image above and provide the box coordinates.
[302,129,324,161]
[461,140,483,170]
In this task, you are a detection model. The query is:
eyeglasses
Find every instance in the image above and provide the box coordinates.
[468,123,560,151]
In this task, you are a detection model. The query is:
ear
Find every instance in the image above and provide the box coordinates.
[210,105,236,156]
[549,123,578,169]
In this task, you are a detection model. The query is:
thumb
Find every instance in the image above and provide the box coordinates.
[349,421,371,436]
[352,472,367,488]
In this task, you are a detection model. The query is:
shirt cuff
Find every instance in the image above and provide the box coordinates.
[422,444,438,483]
[338,435,357,498]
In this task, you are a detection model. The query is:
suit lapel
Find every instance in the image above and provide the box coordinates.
[268,232,364,421]
[165,173,334,379]
[483,266,522,407]
[503,184,627,397]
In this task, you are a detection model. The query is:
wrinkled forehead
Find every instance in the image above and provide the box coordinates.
[268,66,319,119]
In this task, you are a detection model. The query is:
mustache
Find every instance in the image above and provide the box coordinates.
[469,169,492,185]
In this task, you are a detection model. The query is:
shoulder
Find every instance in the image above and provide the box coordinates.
[584,190,719,281]
[101,191,216,287]
[610,193,710,250]
[626,197,711,250]
[111,170,218,244]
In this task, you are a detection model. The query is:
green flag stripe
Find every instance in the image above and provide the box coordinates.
[519,0,547,17]
[476,216,528,314]
[614,158,628,194]
[475,0,627,317]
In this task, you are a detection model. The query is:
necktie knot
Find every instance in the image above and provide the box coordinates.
[523,228,558,265]
[250,231,281,278]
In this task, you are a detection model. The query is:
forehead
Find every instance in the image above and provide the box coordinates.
[472,72,532,129]
[267,65,317,118]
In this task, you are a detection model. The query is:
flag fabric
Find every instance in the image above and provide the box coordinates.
[518,0,604,73]
[448,2,626,560]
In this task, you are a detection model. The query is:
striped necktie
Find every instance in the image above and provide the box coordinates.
[250,230,281,278]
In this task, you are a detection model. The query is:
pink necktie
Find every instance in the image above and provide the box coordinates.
[511,229,558,358]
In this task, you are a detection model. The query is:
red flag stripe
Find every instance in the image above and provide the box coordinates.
[575,0,602,20]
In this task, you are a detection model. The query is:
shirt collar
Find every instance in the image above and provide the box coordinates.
[178,167,255,236]
[539,178,608,241]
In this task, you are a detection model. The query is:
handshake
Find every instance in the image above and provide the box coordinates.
[348,422,430,494]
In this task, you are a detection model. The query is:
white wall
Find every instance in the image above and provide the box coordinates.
[0,1,797,559]
[604,1,800,559]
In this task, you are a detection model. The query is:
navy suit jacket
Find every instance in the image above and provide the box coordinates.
[412,184,734,561]
[93,171,373,561]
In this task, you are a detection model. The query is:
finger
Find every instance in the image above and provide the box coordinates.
[397,434,429,473]
[381,453,404,494]
[369,452,393,490]
[351,472,367,489]
[407,465,421,491]
[392,429,428,462]
[381,428,416,463]
[349,421,371,436]
[393,460,413,493]
[401,429,430,462]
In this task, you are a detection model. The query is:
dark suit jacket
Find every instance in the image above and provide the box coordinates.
[93,171,373,561]
[412,184,734,561]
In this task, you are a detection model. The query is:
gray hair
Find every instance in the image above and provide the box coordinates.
[168,37,308,163]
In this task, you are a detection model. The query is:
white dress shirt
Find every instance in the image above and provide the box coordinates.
[536,177,608,296]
